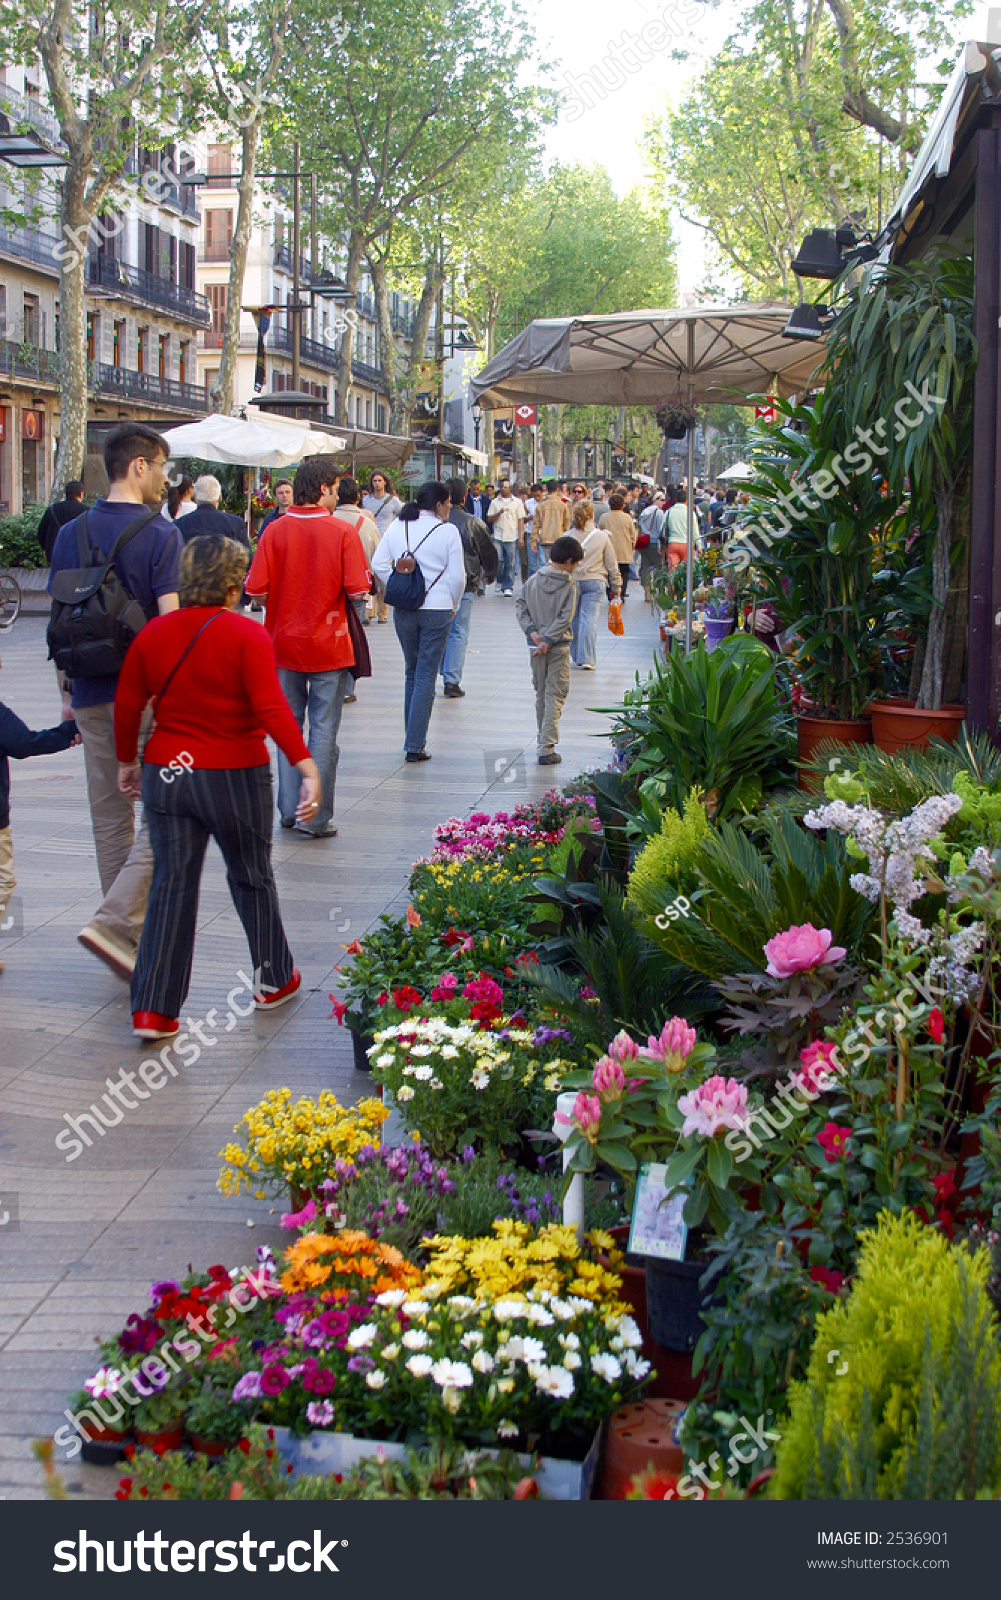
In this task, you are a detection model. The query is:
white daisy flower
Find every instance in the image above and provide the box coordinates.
[496,1419,519,1439]
[590,1352,622,1383]
[405,1354,433,1377]
[380,1344,400,1361]
[411,1044,433,1057]
[558,1332,580,1351]
[535,1366,575,1399]
[366,1370,387,1390]
[471,1349,495,1374]
[492,1299,528,1321]
[402,1299,431,1316]
[440,1045,460,1059]
[431,1359,474,1389]
[375,1053,395,1067]
[460,1330,484,1350]
[375,1290,408,1307]
[402,1330,427,1350]
[346,1323,378,1350]
[396,1086,415,1102]
[524,1304,554,1327]
[412,1065,434,1081]
[563,1352,582,1370]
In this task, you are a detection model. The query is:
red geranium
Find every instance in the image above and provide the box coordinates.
[927,1007,946,1044]
[817,1121,850,1163]
[392,985,424,1012]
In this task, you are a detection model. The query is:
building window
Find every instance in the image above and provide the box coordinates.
[365,398,372,429]
[137,327,148,373]
[158,333,167,380]
[207,144,232,188]
[377,403,386,433]
[180,240,196,290]
[209,284,227,348]
[205,367,219,400]
[179,339,189,384]
[205,209,233,260]
[113,319,126,367]
[22,293,40,347]
[86,313,96,362]
[0,284,7,340]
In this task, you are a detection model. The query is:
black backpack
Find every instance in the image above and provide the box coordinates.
[47,508,157,678]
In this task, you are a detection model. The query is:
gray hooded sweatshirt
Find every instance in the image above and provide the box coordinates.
[515,563,577,648]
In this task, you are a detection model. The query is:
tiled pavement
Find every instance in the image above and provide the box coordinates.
[0,586,658,1497]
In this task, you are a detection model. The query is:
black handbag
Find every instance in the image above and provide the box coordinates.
[345,598,371,678]
[384,522,448,611]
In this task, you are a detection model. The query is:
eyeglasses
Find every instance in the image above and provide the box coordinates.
[573,486,585,494]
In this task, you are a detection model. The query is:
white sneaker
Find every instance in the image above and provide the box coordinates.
[78,923,136,979]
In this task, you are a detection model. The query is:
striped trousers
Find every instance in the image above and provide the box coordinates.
[131,762,294,1019]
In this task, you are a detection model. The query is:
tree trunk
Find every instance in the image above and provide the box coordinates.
[369,248,445,437]
[53,165,101,498]
[334,231,364,425]
[212,120,259,415]
[915,475,956,710]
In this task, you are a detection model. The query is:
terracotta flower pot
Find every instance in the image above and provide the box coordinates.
[598,1399,687,1500]
[867,699,966,754]
[81,1423,128,1445]
[606,1227,700,1401]
[796,713,872,790]
[135,1425,185,1453]
[189,1435,230,1457]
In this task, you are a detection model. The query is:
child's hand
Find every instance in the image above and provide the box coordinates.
[69,733,82,747]
[118,761,142,799]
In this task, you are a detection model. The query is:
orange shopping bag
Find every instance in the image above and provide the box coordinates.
[607,599,624,636]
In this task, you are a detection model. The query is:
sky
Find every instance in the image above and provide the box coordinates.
[535,0,998,297]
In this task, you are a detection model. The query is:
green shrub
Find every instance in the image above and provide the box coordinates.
[0,506,47,569]
[626,788,711,910]
[772,1211,1001,1499]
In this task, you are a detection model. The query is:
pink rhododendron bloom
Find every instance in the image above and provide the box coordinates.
[592,1056,625,1100]
[763,923,846,979]
[573,1091,603,1144]
[792,1039,840,1096]
[607,1029,640,1062]
[676,1075,749,1138]
[639,1015,698,1072]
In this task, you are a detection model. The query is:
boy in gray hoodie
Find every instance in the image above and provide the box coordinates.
[514,534,583,765]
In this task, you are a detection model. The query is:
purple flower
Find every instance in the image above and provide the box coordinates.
[346,1354,376,1374]
[119,1314,162,1355]
[461,1146,476,1163]
[306,1399,335,1428]
[148,1279,179,1307]
[232,1371,262,1401]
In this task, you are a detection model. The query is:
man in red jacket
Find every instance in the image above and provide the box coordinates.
[245,457,370,837]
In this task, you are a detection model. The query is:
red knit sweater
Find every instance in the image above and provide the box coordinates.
[115,607,311,770]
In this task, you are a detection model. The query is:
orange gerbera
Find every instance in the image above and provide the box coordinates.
[280,1229,422,1298]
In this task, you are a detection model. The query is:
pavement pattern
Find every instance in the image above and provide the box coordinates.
[0,584,659,1497]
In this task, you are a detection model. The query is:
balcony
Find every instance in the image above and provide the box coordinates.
[0,337,60,385]
[90,362,205,411]
[86,255,211,325]
[0,224,61,275]
[198,242,233,262]
[356,289,375,317]
[391,306,416,337]
[0,81,64,148]
[273,242,312,281]
[352,358,385,391]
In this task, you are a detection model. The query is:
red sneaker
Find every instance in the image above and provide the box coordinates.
[254,968,302,1010]
[133,1011,179,1040]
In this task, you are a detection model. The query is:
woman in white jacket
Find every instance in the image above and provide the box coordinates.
[570,500,620,669]
[371,481,466,762]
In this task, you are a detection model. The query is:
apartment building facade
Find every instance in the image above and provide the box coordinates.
[0,64,208,512]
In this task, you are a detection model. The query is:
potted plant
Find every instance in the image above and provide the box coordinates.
[734,397,884,777]
[67,1384,130,1449]
[822,252,975,749]
[655,395,700,440]
[134,1387,188,1452]
[185,1387,248,1456]
[701,591,734,652]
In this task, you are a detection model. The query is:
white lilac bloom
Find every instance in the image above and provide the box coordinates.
[402,1330,428,1350]
[492,1299,528,1322]
[471,1349,495,1374]
[402,1299,431,1317]
[380,1344,400,1361]
[347,1323,378,1350]
[405,1354,434,1377]
[591,1352,622,1383]
[431,1359,474,1389]
[535,1366,575,1400]
[375,1290,408,1307]
[365,1370,388,1390]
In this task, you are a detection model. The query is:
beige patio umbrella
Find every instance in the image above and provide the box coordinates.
[472,304,824,645]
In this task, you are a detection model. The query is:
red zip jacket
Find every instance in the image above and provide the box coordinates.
[114,607,311,770]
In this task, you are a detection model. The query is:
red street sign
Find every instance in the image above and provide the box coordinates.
[755,402,777,424]
[513,404,537,426]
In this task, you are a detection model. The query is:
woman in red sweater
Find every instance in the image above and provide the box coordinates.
[115,534,320,1039]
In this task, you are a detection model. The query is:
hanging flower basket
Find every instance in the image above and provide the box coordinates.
[655,397,700,440]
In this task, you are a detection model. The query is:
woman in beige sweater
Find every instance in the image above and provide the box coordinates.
[598,493,637,597]
[570,500,620,669]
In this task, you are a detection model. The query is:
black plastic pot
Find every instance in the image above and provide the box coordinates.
[644,1256,712,1352]
[350,1028,375,1073]
[663,421,689,440]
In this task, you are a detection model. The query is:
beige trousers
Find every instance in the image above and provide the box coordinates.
[0,825,14,925]
[74,700,153,948]
[531,645,570,753]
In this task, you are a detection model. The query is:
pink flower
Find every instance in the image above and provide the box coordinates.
[463,974,504,1008]
[639,1016,698,1073]
[592,1057,625,1101]
[573,1091,603,1144]
[792,1039,840,1096]
[327,996,348,1025]
[431,973,459,1002]
[607,1030,640,1062]
[580,984,599,1000]
[817,1121,850,1162]
[676,1075,749,1138]
[927,1008,945,1045]
[280,1198,317,1229]
[763,924,846,979]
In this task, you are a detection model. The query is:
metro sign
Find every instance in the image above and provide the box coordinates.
[755,401,778,424]
[513,404,537,426]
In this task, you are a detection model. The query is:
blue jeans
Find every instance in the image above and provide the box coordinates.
[393,606,453,753]
[277,666,351,832]
[494,538,518,592]
[572,579,607,667]
[528,538,545,576]
[441,591,474,686]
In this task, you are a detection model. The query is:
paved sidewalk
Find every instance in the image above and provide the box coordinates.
[0,588,658,1497]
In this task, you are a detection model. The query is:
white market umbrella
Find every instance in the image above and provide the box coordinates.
[471,304,824,648]
[718,460,755,481]
[162,412,345,470]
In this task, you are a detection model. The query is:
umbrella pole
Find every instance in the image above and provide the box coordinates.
[685,322,695,652]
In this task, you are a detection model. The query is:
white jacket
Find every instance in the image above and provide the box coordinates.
[371,510,466,611]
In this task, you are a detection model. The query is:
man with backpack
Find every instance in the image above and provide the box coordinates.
[47,422,182,978]
[439,476,498,698]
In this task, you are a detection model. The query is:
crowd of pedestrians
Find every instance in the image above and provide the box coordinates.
[6,424,732,1039]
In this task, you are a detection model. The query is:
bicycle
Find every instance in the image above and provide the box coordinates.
[0,569,22,627]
